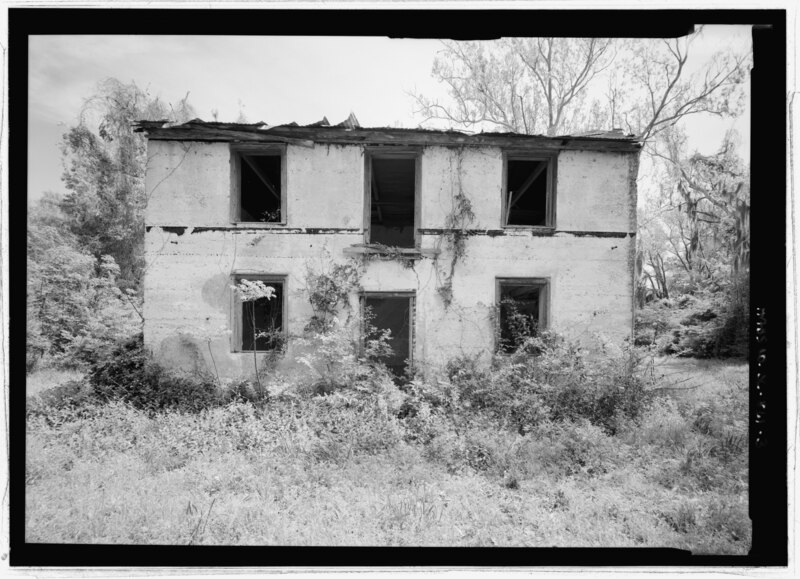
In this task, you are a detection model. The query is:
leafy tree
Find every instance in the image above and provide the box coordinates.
[635,190,673,305]
[28,79,195,370]
[635,128,749,357]
[656,128,749,288]
[59,78,196,291]
[27,192,140,370]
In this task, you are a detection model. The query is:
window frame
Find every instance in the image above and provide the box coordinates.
[230,144,288,226]
[495,277,550,351]
[501,151,558,230]
[360,290,416,368]
[363,147,422,248]
[230,273,288,353]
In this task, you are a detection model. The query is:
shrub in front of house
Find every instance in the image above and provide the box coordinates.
[442,331,652,435]
[533,418,620,477]
[26,378,103,427]
[88,333,220,413]
[635,286,748,359]
[545,351,653,435]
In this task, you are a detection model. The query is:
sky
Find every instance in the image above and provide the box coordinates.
[27,27,752,203]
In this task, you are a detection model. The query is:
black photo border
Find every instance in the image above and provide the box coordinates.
[7,6,788,568]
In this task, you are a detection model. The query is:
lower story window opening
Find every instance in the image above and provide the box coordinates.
[497,278,549,352]
[233,275,286,352]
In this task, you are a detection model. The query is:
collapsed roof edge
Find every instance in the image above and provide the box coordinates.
[131,118,642,149]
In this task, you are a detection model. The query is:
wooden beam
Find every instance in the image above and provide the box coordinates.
[371,169,384,223]
[509,161,547,209]
[241,155,280,200]
[139,125,641,153]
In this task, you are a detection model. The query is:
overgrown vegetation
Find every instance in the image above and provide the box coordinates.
[635,128,750,359]
[27,342,748,551]
[304,257,362,332]
[26,334,220,419]
[635,285,748,358]
[27,79,196,373]
[26,254,748,551]
[26,226,749,551]
[27,194,141,371]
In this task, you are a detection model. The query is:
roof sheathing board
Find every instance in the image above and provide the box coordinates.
[133,121,642,153]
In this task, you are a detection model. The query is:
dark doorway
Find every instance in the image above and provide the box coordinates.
[364,294,413,377]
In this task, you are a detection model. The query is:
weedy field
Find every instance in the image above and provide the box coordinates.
[25,356,749,551]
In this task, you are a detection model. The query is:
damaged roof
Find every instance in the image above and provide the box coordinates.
[134,114,641,152]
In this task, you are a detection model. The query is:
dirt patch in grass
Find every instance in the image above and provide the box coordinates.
[26,368,84,398]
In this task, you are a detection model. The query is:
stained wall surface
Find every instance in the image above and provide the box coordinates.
[144,141,638,378]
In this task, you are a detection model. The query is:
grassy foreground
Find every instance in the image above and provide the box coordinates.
[25,358,749,551]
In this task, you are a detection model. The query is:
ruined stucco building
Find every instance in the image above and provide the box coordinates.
[136,115,641,379]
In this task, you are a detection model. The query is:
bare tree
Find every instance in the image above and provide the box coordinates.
[411,28,750,144]
[411,38,614,136]
[614,30,750,145]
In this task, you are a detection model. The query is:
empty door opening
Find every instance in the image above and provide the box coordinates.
[363,294,413,377]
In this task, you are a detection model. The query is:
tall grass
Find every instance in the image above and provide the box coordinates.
[26,354,749,551]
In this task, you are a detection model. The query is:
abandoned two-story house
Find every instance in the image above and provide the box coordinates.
[135,114,641,379]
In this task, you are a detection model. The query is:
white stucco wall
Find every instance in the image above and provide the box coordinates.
[557,150,636,232]
[421,147,502,229]
[145,141,232,226]
[285,144,365,228]
[143,228,364,377]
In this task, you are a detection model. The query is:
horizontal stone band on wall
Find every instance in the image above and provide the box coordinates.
[145,226,363,235]
[146,226,635,239]
[418,229,635,238]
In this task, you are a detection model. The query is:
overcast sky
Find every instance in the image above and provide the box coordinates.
[28,28,752,202]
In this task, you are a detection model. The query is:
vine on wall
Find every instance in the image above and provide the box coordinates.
[304,250,364,332]
[360,242,417,270]
[436,148,476,308]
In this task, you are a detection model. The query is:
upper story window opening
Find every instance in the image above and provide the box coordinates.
[366,150,419,248]
[503,153,557,228]
[233,147,286,224]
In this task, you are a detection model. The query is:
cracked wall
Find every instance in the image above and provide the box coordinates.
[144,140,638,378]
